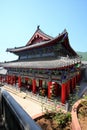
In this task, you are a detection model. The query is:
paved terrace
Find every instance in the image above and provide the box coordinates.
[2,85,66,119]
[3,85,43,119]
[2,80,87,117]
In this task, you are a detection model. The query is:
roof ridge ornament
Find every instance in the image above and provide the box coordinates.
[64,28,67,33]
[37,25,40,30]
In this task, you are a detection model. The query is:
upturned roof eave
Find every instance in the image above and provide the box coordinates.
[6,30,66,53]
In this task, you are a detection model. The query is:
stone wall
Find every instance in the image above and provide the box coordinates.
[81,67,87,81]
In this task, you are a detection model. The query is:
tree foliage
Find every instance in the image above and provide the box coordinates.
[77,51,87,61]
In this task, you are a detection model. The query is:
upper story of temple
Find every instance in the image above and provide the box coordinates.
[6,26,78,62]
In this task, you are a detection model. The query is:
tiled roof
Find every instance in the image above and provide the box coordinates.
[37,28,54,39]
[0,67,7,75]
[7,41,50,52]
[26,27,54,46]
[0,57,81,69]
[6,29,66,53]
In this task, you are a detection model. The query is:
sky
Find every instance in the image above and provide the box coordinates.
[0,0,87,62]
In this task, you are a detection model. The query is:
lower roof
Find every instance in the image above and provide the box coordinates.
[0,57,81,69]
[0,67,7,75]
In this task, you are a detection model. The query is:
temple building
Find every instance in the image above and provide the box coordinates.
[0,26,81,104]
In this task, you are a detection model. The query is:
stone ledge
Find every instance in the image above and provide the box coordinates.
[32,112,45,120]
[71,99,86,130]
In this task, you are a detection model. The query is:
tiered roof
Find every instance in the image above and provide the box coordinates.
[6,26,77,56]
[1,26,81,70]
[0,67,7,75]
[26,25,53,46]
[1,57,80,69]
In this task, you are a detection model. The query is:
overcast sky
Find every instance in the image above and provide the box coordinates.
[0,0,87,62]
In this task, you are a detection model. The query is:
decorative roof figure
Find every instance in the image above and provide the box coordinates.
[37,25,40,30]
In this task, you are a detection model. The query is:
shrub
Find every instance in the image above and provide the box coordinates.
[78,100,87,117]
[53,110,71,128]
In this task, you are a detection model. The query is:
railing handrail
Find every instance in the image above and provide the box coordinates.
[3,84,67,111]
[0,88,42,130]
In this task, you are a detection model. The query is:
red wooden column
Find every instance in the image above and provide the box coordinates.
[76,74,78,83]
[25,77,28,86]
[72,77,75,90]
[48,81,52,98]
[25,77,28,82]
[68,80,70,95]
[70,79,73,93]
[9,75,11,84]
[73,77,75,89]
[54,83,58,96]
[61,83,66,104]
[0,76,1,82]
[7,75,9,84]
[73,77,76,89]
[66,80,70,99]
[0,76,2,83]
[13,76,15,85]
[74,76,76,89]
[39,80,42,88]
[78,72,81,82]
[32,79,36,94]
[14,76,16,85]
[77,72,81,83]
[57,84,61,96]
[76,74,79,84]
[1,76,3,83]
[4,76,6,83]
[18,76,21,88]
[11,76,13,85]
[8,75,10,84]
